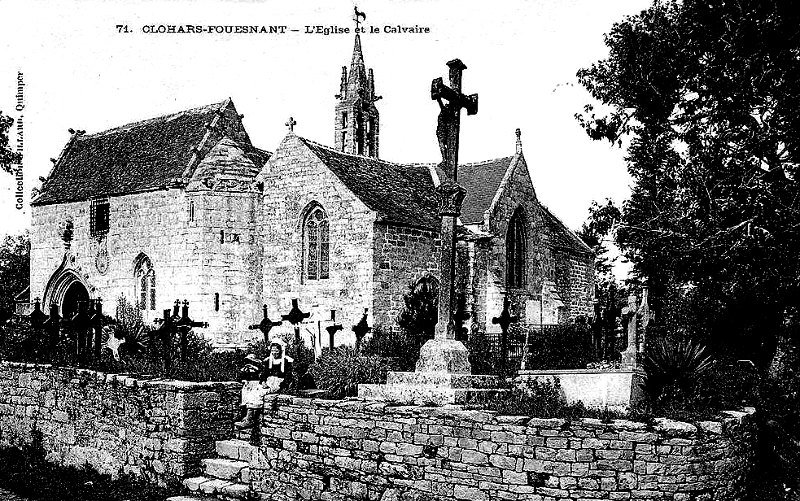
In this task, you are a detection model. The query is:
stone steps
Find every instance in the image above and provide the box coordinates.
[175,439,257,501]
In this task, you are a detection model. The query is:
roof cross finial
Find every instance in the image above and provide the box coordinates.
[515,128,522,154]
[353,6,366,31]
[285,116,297,132]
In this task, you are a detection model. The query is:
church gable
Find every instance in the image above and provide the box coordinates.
[297,137,440,230]
[458,155,515,226]
[33,98,257,206]
[187,136,269,192]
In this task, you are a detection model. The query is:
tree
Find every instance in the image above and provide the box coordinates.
[0,233,30,322]
[0,110,22,174]
[577,0,800,364]
[577,2,800,496]
[397,275,439,343]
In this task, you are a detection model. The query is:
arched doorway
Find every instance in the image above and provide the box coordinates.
[62,281,89,320]
[42,260,94,319]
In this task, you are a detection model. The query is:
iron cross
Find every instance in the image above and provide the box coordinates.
[249,305,283,344]
[325,309,344,350]
[285,116,297,132]
[492,295,519,372]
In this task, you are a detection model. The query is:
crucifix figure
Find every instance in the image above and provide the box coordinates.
[414,59,478,374]
[285,116,297,132]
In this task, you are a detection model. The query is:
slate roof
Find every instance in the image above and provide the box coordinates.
[540,204,593,255]
[33,100,266,206]
[299,137,441,230]
[457,156,515,225]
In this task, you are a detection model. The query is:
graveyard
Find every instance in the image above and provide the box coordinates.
[2,1,800,500]
[0,55,763,500]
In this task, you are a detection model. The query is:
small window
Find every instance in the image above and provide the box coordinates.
[214,293,220,311]
[90,198,110,237]
[220,230,225,243]
[189,201,195,222]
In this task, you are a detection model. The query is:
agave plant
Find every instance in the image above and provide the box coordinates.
[641,337,716,404]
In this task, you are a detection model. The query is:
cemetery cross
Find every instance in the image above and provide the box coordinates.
[282,298,311,352]
[492,294,518,373]
[248,305,283,345]
[325,309,344,350]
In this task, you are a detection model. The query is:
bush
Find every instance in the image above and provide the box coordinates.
[0,429,179,501]
[396,275,438,347]
[362,324,418,371]
[524,323,597,370]
[309,346,390,399]
[476,377,624,421]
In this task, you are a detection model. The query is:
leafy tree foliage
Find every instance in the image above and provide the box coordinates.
[0,233,29,322]
[578,2,800,496]
[0,110,22,174]
[577,0,800,364]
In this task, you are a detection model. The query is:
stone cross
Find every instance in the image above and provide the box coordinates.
[620,294,639,368]
[285,116,297,132]
[352,308,371,352]
[620,286,655,369]
[492,295,518,372]
[325,309,344,350]
[638,285,654,354]
[430,59,479,342]
[248,305,282,345]
[282,298,311,350]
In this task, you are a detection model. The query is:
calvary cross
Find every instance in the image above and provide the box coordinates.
[430,59,478,341]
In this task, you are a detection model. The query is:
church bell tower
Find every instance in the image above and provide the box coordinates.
[334,33,381,158]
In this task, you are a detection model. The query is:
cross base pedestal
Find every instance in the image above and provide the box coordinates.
[358,371,505,406]
[359,337,507,406]
[620,347,638,370]
[415,337,471,373]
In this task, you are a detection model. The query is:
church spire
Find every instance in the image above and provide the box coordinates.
[334,31,381,157]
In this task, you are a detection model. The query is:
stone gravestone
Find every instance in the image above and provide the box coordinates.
[359,59,503,405]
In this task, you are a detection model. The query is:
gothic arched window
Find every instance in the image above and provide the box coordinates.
[133,254,156,311]
[303,205,330,281]
[506,209,527,288]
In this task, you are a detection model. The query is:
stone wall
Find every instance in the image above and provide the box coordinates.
[373,223,440,331]
[252,396,752,501]
[0,361,239,486]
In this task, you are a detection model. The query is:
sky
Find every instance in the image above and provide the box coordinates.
[0,0,650,274]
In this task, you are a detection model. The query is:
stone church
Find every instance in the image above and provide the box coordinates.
[28,34,594,347]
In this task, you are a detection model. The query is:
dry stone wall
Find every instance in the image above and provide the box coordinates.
[252,396,752,501]
[0,361,239,486]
